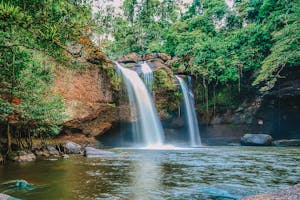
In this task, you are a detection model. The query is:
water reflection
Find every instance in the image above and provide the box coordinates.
[130,151,162,200]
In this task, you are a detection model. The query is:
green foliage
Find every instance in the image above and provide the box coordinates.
[0,0,94,150]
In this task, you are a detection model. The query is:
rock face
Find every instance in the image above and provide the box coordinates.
[240,134,273,146]
[272,139,300,147]
[84,147,117,158]
[7,151,36,162]
[242,184,300,200]
[55,66,120,138]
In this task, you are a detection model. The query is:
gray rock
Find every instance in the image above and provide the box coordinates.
[84,147,117,158]
[241,134,273,146]
[7,151,36,162]
[0,193,19,200]
[272,139,300,147]
[46,145,60,156]
[64,141,82,154]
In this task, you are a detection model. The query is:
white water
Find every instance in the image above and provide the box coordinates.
[176,76,202,147]
[115,62,164,147]
[140,62,153,91]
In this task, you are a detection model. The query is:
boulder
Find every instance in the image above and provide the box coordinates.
[141,53,157,61]
[84,147,117,158]
[157,53,171,62]
[7,151,36,162]
[272,139,300,147]
[116,53,140,63]
[242,184,300,200]
[240,134,273,146]
[46,145,60,156]
[64,141,82,154]
[33,149,50,157]
[0,193,19,200]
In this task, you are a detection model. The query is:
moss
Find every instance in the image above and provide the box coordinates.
[153,68,175,90]
[153,68,182,119]
[102,64,121,91]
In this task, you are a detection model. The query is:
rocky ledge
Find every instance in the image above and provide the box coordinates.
[242,184,300,200]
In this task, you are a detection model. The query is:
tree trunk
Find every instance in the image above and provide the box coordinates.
[203,78,209,125]
[7,122,12,153]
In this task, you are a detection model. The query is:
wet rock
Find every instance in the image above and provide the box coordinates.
[7,151,36,162]
[84,147,117,158]
[242,184,300,200]
[0,193,19,200]
[272,139,300,147]
[116,53,140,63]
[46,145,60,156]
[241,134,273,146]
[64,141,82,154]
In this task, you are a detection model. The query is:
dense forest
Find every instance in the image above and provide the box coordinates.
[0,0,105,153]
[0,0,299,154]
[97,0,299,116]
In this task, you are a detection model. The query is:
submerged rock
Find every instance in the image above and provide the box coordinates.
[272,139,300,147]
[240,134,273,146]
[242,184,300,200]
[0,193,19,200]
[7,151,36,162]
[84,147,117,158]
[64,141,82,154]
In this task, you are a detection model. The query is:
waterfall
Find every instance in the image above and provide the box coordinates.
[140,62,153,91]
[115,62,164,148]
[176,76,202,147]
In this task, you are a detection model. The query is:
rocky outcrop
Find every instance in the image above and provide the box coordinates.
[116,52,140,63]
[55,65,122,138]
[242,184,300,200]
[7,151,36,162]
[240,134,273,146]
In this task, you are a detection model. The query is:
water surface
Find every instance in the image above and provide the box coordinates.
[0,147,299,200]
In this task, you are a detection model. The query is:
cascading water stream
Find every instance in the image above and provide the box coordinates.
[140,62,153,91]
[115,62,164,148]
[176,76,202,147]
